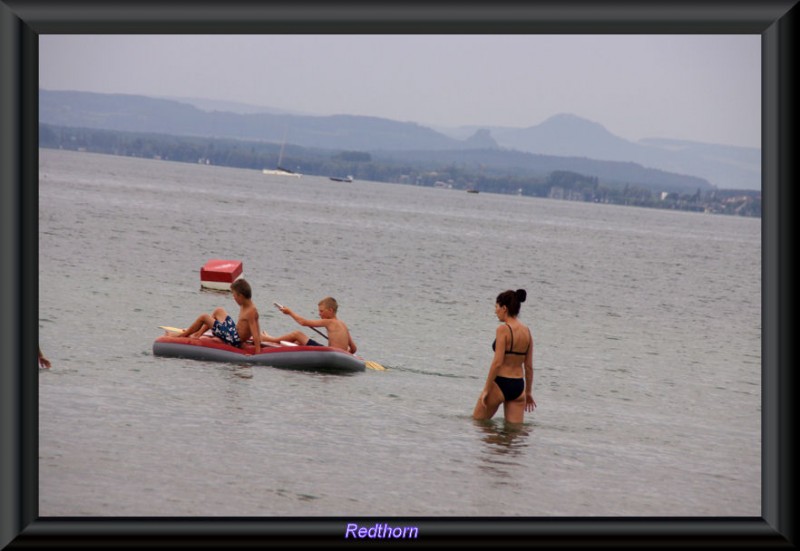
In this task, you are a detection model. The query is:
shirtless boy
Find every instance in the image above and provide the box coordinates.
[261,296,356,353]
[170,279,261,353]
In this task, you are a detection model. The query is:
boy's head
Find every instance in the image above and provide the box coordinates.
[230,278,252,299]
[318,296,338,316]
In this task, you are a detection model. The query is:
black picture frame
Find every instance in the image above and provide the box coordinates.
[1,1,795,548]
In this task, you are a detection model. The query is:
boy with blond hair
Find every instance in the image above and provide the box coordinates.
[262,297,356,353]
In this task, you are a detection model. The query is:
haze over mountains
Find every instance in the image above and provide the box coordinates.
[39,89,760,190]
[440,115,760,192]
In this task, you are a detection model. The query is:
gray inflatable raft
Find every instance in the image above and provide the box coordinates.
[153,336,366,372]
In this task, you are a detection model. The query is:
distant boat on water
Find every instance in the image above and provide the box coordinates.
[329,175,354,183]
[263,128,302,178]
[466,188,479,194]
[263,167,302,177]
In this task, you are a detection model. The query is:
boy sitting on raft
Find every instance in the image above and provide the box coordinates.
[169,278,261,353]
[261,297,357,354]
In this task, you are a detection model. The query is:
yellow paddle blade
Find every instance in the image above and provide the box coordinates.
[159,326,184,334]
[364,360,387,371]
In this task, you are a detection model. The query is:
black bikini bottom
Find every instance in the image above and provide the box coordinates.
[494,376,524,401]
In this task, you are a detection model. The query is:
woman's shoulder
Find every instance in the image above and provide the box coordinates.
[511,319,531,334]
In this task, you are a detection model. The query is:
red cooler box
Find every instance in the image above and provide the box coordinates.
[200,259,243,291]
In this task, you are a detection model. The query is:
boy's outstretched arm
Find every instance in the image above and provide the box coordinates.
[282,307,328,329]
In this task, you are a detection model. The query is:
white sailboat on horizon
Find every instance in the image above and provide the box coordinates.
[262,128,302,178]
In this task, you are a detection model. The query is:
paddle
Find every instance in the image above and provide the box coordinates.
[159,326,214,337]
[273,303,387,371]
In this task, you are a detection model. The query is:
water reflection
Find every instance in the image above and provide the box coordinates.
[231,365,253,379]
[474,419,532,452]
[474,419,532,482]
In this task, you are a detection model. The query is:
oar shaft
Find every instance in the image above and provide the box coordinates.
[305,319,385,370]
[309,324,385,370]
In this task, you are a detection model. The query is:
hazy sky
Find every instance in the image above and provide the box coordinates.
[39,35,761,148]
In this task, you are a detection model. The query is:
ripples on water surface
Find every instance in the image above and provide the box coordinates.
[39,149,760,516]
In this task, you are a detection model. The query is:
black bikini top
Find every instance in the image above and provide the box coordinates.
[492,323,530,356]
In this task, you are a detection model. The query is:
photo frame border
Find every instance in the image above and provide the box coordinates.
[1,1,795,547]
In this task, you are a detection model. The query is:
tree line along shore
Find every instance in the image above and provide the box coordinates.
[39,123,761,218]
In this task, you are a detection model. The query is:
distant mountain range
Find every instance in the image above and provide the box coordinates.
[39,89,760,190]
[439,115,760,191]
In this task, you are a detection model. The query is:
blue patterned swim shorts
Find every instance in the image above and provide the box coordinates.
[212,315,242,347]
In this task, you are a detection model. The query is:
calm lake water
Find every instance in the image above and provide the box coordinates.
[38,148,760,517]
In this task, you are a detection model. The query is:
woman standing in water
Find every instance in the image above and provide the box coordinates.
[473,289,536,423]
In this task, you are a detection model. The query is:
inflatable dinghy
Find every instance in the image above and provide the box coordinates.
[152,334,366,372]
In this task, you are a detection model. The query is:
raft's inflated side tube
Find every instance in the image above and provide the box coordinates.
[152,336,365,372]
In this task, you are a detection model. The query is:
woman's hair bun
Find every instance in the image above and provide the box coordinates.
[516,289,527,303]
